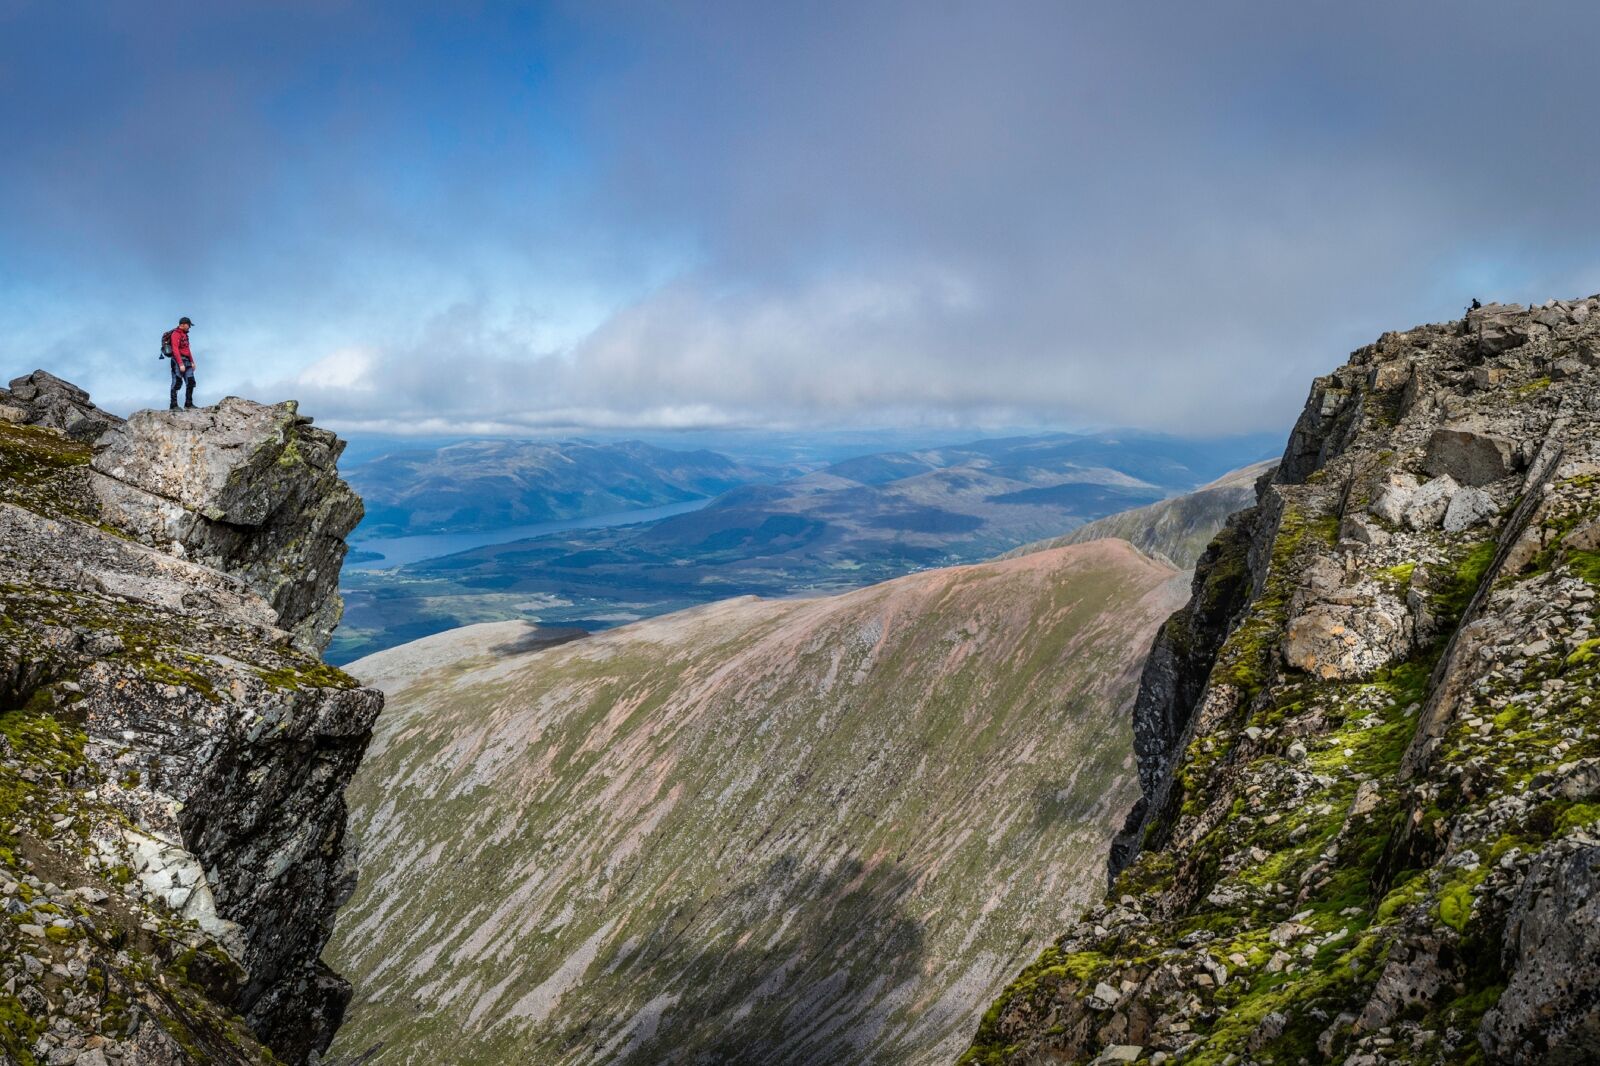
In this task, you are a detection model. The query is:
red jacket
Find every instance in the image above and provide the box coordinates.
[171,326,193,370]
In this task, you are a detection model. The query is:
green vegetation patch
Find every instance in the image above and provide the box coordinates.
[1213,506,1336,698]
[0,690,89,859]
[0,420,91,475]
[254,658,359,692]
[1433,540,1496,622]
[0,421,103,525]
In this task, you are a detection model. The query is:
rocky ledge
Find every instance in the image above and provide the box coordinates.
[967,297,1600,1064]
[0,372,380,1066]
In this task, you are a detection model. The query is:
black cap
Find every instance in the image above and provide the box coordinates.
[178,316,193,326]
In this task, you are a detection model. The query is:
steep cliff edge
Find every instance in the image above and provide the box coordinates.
[0,372,380,1066]
[968,298,1600,1064]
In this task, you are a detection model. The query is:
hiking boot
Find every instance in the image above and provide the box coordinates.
[169,402,179,411]
[184,402,197,409]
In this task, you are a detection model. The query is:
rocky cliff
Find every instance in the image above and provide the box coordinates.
[966,298,1600,1064]
[326,540,1189,1064]
[0,372,379,1065]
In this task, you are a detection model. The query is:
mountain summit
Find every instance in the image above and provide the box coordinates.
[968,297,1600,1064]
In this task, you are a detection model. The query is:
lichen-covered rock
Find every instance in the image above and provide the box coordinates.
[1372,473,1463,531]
[1370,471,1421,525]
[90,396,363,653]
[1443,484,1499,532]
[967,294,1600,1065]
[0,376,379,1066]
[1402,473,1460,529]
[1109,505,1263,877]
[1280,600,1409,679]
[1469,301,1541,354]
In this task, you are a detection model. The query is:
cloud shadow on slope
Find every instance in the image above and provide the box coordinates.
[566,851,929,1066]
[489,623,593,658]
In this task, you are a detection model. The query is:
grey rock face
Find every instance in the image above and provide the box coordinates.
[6,369,124,441]
[1372,472,1463,530]
[1369,472,1421,525]
[1280,598,1410,679]
[1480,843,1600,1064]
[79,644,382,1059]
[1402,473,1460,529]
[1110,503,1264,877]
[1443,485,1500,532]
[0,375,379,1065]
[1425,423,1525,486]
[90,397,362,653]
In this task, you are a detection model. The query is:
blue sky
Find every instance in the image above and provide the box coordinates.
[4,1,1600,436]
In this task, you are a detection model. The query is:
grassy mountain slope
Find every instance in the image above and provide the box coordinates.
[327,540,1189,1065]
[1001,460,1276,569]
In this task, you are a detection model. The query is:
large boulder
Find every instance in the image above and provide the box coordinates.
[90,397,362,653]
[1281,599,1411,680]
[7,368,124,441]
[1443,485,1500,532]
[1369,472,1462,530]
[1369,473,1421,525]
[1468,302,1540,355]
[1480,843,1600,1064]
[1424,423,1525,486]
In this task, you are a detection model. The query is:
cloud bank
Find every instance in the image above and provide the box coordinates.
[5,1,1600,435]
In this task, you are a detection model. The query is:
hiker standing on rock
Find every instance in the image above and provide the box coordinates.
[164,316,197,410]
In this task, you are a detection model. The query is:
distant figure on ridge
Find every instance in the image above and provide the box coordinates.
[162,316,197,410]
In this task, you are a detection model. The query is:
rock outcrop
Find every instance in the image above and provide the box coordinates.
[967,296,1600,1064]
[327,541,1189,1065]
[0,374,379,1066]
[90,398,363,653]
[2,369,124,442]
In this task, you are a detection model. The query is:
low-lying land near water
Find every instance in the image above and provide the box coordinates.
[332,431,1276,662]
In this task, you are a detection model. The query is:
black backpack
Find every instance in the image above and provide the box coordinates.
[159,330,174,360]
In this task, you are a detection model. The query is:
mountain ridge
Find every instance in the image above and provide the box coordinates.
[1000,460,1278,569]
[967,296,1600,1064]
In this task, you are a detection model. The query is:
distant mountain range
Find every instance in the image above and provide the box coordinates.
[331,430,1279,662]
[346,438,780,537]
[328,540,1189,1065]
[1001,459,1277,569]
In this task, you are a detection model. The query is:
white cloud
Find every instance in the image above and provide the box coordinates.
[297,348,377,392]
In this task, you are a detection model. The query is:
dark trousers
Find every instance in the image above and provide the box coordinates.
[170,361,196,407]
